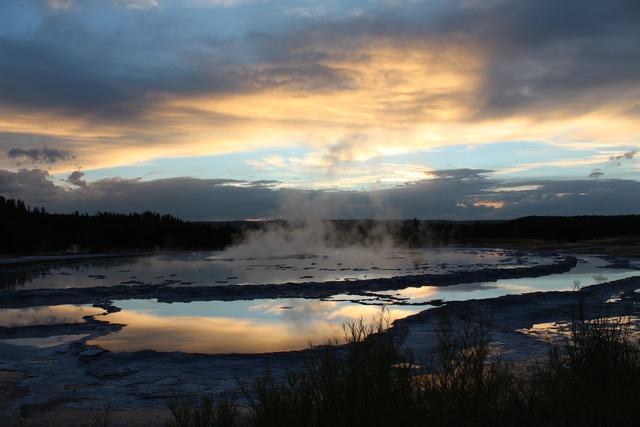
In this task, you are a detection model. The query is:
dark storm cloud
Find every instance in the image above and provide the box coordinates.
[7,146,75,163]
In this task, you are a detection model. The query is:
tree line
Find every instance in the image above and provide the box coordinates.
[451,215,640,243]
[0,196,239,254]
[331,215,640,247]
[1,195,638,254]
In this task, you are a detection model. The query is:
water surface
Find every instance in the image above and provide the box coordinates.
[3,251,638,354]
[1,248,550,291]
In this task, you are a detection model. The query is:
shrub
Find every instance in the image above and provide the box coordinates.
[415,313,524,426]
[167,395,240,427]
[528,289,640,426]
[243,310,416,427]
[166,291,640,427]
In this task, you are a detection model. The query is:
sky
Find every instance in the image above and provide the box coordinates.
[0,0,638,221]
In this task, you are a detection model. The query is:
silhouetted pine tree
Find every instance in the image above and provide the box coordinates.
[0,196,239,254]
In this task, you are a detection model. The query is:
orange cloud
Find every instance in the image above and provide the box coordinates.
[1,38,638,179]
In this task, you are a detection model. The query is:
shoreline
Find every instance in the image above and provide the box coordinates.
[0,251,576,308]
[0,251,639,425]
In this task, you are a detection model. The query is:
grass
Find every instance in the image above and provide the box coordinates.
[166,295,640,427]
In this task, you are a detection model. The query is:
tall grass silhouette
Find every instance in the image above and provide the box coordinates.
[166,290,640,427]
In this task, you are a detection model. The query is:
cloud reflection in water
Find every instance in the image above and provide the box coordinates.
[88,299,418,354]
[0,305,104,327]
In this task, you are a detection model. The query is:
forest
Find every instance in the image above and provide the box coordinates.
[0,196,238,254]
[414,215,640,245]
[1,196,639,255]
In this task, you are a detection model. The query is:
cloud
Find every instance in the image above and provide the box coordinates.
[116,0,159,10]
[0,0,638,200]
[34,0,77,10]
[2,167,640,220]
[585,149,636,176]
[589,169,604,179]
[609,150,637,161]
[49,175,278,220]
[2,1,638,125]
[7,146,75,164]
[67,170,87,188]
[488,179,640,217]
[0,168,67,201]
[423,169,494,180]
[249,180,280,187]
[0,0,638,174]
[369,172,640,219]
[456,0,640,119]
[322,135,369,166]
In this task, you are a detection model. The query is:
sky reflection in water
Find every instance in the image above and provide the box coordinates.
[0,304,104,327]
[1,248,546,291]
[87,256,639,354]
[5,253,640,354]
[367,256,640,305]
[87,299,418,354]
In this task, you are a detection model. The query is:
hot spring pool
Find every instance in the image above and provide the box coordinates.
[1,247,550,291]
[2,249,638,354]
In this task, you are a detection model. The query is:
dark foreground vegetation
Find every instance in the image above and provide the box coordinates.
[167,296,640,427]
[0,196,238,254]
